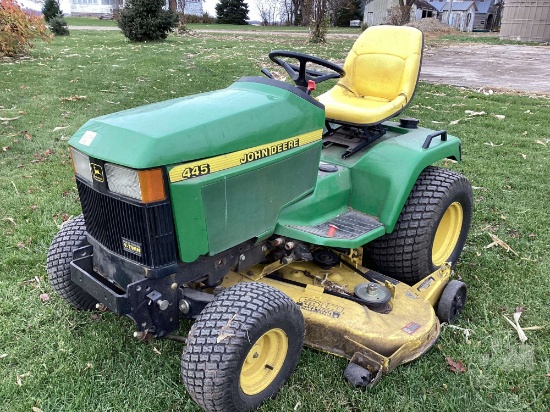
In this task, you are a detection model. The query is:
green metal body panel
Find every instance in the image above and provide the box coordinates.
[68,77,462,262]
[275,124,461,246]
[170,145,321,262]
[69,81,324,168]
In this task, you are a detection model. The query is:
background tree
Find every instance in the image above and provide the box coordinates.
[118,0,178,42]
[332,0,361,27]
[42,0,61,22]
[385,0,414,25]
[257,0,280,25]
[48,15,70,36]
[1,0,50,57]
[216,0,249,25]
[303,0,328,42]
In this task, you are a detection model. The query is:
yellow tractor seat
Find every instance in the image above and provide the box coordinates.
[318,25,423,126]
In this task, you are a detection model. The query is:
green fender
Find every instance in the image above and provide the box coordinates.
[346,125,462,233]
[277,124,462,246]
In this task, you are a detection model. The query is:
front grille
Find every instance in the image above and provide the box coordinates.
[77,179,177,268]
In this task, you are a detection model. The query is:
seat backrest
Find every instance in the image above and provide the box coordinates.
[338,26,423,102]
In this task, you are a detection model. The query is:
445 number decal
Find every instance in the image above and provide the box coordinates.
[180,163,210,180]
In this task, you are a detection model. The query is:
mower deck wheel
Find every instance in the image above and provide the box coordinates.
[364,166,473,284]
[46,215,98,310]
[343,363,373,389]
[437,280,467,323]
[181,282,304,412]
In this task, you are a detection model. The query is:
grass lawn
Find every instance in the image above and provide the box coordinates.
[0,30,548,412]
[64,16,118,27]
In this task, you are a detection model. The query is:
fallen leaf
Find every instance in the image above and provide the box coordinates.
[90,313,101,320]
[2,146,9,152]
[39,293,50,302]
[83,362,93,371]
[32,407,43,412]
[491,114,506,120]
[535,140,547,147]
[152,347,162,355]
[524,110,533,114]
[520,153,527,159]
[445,356,466,373]
[522,131,528,136]
[465,110,486,116]
[61,95,87,102]
[24,132,32,140]
[30,205,38,211]
[503,313,528,343]
[485,232,519,257]
[2,217,16,225]
[16,372,30,386]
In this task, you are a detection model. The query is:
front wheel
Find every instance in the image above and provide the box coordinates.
[364,166,473,284]
[181,282,305,412]
[46,215,98,310]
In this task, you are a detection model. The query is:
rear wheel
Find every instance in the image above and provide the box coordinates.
[364,167,473,284]
[47,215,98,310]
[181,282,304,412]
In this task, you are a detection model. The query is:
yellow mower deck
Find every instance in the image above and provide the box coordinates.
[221,252,451,381]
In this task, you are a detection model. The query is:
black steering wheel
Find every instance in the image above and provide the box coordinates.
[268,50,345,90]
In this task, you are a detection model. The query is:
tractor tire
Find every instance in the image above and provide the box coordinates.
[364,166,473,284]
[47,215,98,310]
[181,282,305,412]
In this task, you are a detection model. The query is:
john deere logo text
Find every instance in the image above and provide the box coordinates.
[239,138,300,165]
[122,238,142,257]
[90,163,104,182]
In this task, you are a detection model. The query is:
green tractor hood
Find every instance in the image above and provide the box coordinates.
[69,79,325,168]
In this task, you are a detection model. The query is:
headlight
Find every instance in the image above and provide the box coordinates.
[70,148,92,183]
[105,163,141,200]
[105,163,166,203]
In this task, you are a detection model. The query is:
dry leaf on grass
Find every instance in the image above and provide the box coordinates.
[485,232,519,257]
[32,407,43,412]
[465,110,486,116]
[39,293,50,302]
[445,357,466,373]
[152,347,162,355]
[2,217,16,225]
[16,372,30,386]
[535,140,547,147]
[61,95,87,102]
[503,309,544,343]
[491,114,506,120]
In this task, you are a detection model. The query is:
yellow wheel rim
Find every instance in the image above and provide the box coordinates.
[432,202,463,266]
[240,328,288,396]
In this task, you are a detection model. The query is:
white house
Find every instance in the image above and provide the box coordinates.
[60,0,203,18]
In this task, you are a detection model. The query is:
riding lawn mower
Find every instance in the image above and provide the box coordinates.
[47,26,473,411]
